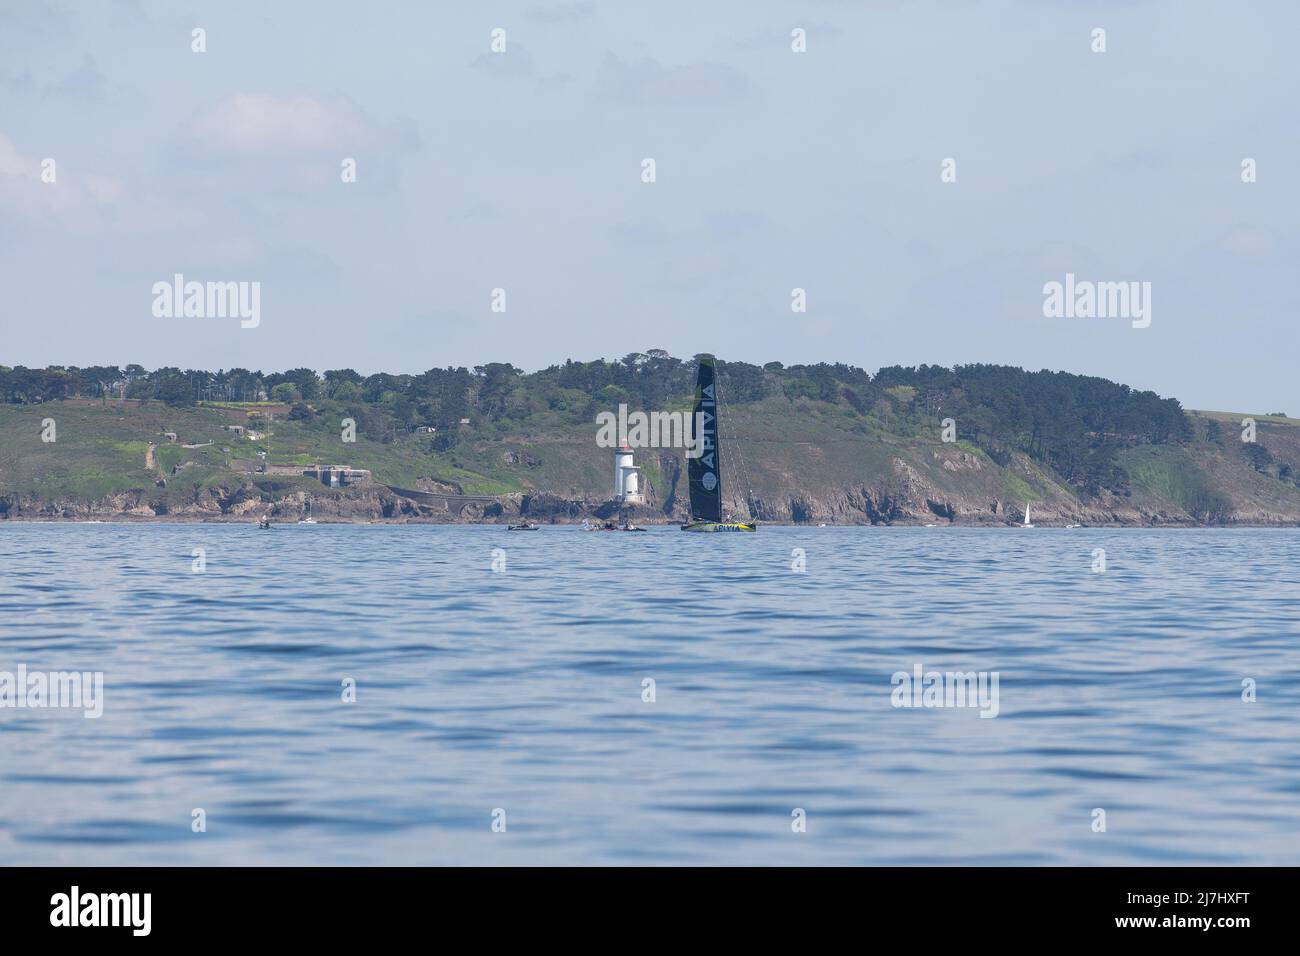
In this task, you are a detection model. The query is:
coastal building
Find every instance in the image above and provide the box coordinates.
[614,444,644,505]
[305,465,372,487]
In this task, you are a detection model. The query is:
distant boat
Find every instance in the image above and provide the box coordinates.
[508,523,539,531]
[680,355,757,533]
[589,519,645,532]
[1021,504,1035,529]
[1065,523,1081,529]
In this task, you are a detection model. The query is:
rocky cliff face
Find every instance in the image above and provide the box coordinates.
[0,482,403,522]
[6,419,1300,526]
[4,474,1298,525]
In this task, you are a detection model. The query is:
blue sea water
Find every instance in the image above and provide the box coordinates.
[1,523,1298,865]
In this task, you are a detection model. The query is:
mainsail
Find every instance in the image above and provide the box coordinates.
[687,355,722,522]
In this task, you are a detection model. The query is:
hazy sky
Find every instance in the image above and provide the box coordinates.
[1,0,1295,412]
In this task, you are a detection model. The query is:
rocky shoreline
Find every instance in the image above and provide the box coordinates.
[4,488,1298,527]
[6,516,1299,527]
[6,434,1300,528]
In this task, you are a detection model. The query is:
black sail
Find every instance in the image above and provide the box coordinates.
[687,355,722,522]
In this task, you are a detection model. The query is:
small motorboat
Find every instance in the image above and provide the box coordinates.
[581,518,646,532]
[508,523,540,531]
[258,517,273,529]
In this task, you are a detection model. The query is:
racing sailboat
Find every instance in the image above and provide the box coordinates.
[680,355,757,532]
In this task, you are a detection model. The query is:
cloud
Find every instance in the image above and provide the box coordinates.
[0,134,32,178]
[471,44,537,77]
[0,131,130,231]
[524,3,595,26]
[0,132,206,239]
[0,68,34,93]
[594,54,753,107]
[48,54,107,98]
[183,93,411,156]
[0,0,72,39]
[1222,226,1275,259]
[0,55,106,99]
[609,220,672,247]
[706,210,766,241]
[734,21,843,52]
[462,201,503,221]
[108,0,148,29]
[537,72,573,91]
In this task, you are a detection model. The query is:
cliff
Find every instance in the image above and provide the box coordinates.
[2,398,1299,525]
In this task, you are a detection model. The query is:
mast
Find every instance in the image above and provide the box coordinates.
[687,355,722,522]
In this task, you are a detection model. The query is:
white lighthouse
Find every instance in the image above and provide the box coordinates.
[614,444,644,505]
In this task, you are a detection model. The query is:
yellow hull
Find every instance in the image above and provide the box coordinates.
[680,521,757,533]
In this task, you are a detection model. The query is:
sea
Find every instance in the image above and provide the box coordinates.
[1,523,1297,865]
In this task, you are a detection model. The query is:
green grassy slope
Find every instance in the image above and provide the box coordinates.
[4,397,1300,523]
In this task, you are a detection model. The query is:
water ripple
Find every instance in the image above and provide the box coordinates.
[1,523,1298,864]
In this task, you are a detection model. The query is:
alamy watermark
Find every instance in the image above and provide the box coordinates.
[596,404,705,457]
[1042,273,1150,329]
[50,886,150,936]
[152,273,260,328]
[0,665,103,718]
[891,664,1000,718]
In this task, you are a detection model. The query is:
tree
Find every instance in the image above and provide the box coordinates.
[323,368,363,398]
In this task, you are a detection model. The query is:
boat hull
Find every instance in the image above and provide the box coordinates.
[680,521,757,533]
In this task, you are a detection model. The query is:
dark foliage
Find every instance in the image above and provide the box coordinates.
[1,354,1194,495]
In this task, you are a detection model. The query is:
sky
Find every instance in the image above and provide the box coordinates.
[0,0,1296,412]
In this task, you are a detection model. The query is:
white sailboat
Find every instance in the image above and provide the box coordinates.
[1021,503,1035,529]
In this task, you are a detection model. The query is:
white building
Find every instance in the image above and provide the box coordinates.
[614,444,644,505]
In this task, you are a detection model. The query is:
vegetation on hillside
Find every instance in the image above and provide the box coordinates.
[2,352,1198,500]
